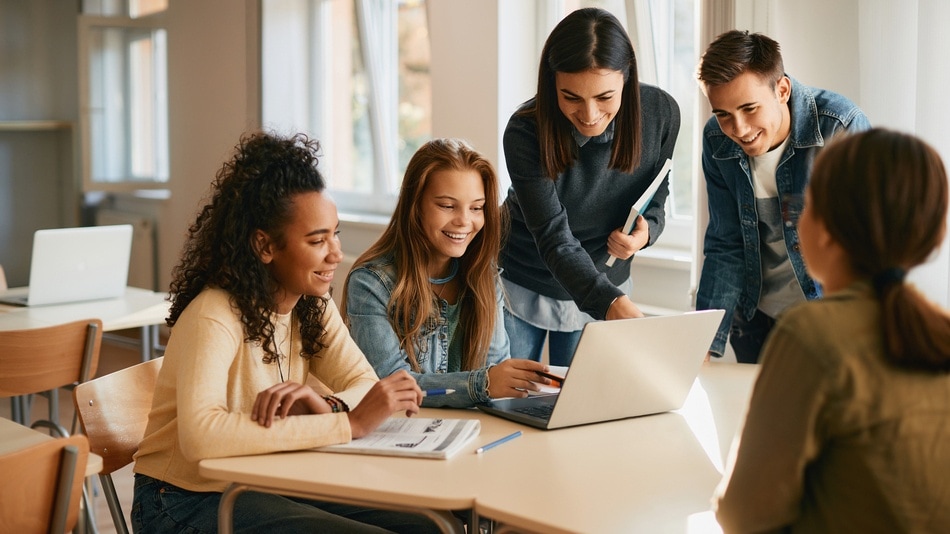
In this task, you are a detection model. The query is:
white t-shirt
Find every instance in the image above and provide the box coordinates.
[750,136,804,318]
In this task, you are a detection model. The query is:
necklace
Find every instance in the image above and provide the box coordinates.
[275,314,294,383]
[429,258,459,300]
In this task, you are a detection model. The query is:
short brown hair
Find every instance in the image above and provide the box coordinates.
[698,30,785,89]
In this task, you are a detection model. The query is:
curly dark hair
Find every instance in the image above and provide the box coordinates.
[167,131,330,363]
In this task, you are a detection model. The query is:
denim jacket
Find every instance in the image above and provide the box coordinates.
[344,255,510,408]
[697,76,871,355]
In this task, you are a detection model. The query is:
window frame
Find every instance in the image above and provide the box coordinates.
[77,12,169,193]
[261,0,430,216]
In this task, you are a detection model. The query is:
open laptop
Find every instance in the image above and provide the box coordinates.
[0,225,133,307]
[477,309,725,430]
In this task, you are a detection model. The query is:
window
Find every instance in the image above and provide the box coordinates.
[262,0,432,215]
[261,0,698,249]
[78,1,169,191]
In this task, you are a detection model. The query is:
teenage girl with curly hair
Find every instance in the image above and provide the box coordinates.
[133,132,445,533]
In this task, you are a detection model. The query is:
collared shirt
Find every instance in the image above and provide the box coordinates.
[503,275,633,332]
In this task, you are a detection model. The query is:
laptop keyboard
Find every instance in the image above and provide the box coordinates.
[514,404,554,419]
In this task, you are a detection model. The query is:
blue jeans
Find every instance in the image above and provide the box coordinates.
[131,474,450,533]
[729,308,777,364]
[504,310,582,367]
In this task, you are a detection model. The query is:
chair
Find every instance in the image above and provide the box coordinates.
[0,319,103,432]
[0,433,90,534]
[74,356,163,534]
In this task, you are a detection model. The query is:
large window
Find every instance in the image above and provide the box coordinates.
[262,0,431,215]
[78,0,169,192]
[261,0,699,249]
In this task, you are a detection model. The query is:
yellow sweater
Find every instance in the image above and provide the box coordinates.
[133,288,378,492]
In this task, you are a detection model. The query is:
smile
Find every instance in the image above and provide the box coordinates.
[314,269,335,281]
[739,131,761,144]
[442,231,469,241]
[579,115,605,127]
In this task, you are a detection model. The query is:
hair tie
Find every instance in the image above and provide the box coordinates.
[872,267,906,293]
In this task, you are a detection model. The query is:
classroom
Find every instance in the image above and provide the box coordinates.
[2,1,949,533]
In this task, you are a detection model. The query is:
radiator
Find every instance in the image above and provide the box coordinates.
[96,209,157,291]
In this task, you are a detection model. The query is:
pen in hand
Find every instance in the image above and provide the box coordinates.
[475,431,522,454]
[535,370,565,387]
[421,388,455,397]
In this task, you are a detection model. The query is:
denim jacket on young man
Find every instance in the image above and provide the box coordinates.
[696,76,871,356]
[344,254,510,408]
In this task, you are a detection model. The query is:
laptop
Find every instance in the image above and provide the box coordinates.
[0,225,133,307]
[477,309,725,430]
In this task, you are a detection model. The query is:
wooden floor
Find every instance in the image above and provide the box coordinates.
[1,329,147,534]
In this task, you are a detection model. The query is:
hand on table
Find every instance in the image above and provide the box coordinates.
[487,359,550,399]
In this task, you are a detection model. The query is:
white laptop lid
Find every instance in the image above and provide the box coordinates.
[478,309,724,429]
[547,309,724,429]
[6,225,133,306]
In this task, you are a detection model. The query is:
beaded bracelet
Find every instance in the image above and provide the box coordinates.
[323,395,349,413]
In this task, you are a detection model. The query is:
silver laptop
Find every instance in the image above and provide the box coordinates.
[477,309,725,430]
[0,225,133,307]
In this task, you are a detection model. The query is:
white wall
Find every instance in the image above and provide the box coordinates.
[155,0,261,290]
[766,0,950,308]
[428,0,538,192]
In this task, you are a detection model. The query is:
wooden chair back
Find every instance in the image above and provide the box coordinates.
[0,434,90,534]
[0,319,103,398]
[73,356,163,534]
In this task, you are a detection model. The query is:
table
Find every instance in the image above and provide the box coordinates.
[199,362,759,534]
[0,286,169,362]
[1,287,169,425]
[475,362,759,534]
[0,417,102,477]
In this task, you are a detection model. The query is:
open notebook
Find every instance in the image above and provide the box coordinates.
[0,225,133,307]
[477,309,724,430]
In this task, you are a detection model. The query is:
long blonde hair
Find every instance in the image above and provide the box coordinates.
[342,138,506,371]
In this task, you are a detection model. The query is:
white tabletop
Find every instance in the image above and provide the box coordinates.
[199,362,759,534]
[0,286,168,332]
[474,362,759,534]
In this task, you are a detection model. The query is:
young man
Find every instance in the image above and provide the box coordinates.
[695,30,870,363]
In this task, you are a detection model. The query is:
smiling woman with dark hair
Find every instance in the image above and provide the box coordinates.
[500,7,680,366]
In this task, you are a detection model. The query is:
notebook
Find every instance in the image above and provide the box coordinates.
[477,309,725,430]
[0,225,133,307]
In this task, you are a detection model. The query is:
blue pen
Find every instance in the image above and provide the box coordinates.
[475,431,522,454]
[421,388,455,397]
